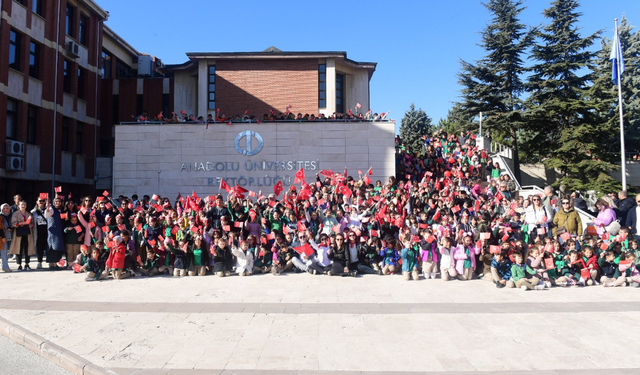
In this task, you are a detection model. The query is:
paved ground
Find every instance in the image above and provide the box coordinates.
[0,332,72,375]
[1,260,639,375]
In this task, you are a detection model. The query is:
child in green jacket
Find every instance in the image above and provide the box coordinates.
[511,253,545,290]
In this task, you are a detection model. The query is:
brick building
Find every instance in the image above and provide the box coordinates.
[169,47,377,119]
[0,0,107,204]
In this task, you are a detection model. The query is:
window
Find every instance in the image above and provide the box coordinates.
[136,95,143,117]
[115,59,131,78]
[208,65,216,110]
[66,4,76,38]
[32,0,43,17]
[63,60,71,93]
[318,64,326,108]
[77,68,85,99]
[76,123,83,154]
[101,50,112,78]
[62,118,70,151]
[336,74,344,114]
[27,106,37,144]
[7,100,18,140]
[29,41,40,79]
[9,30,21,71]
[79,14,87,45]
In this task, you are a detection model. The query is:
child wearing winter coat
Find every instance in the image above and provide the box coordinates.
[188,235,209,276]
[525,245,551,288]
[140,248,160,277]
[380,239,399,275]
[581,246,599,285]
[454,235,479,280]
[400,240,419,281]
[232,240,254,276]
[419,232,438,279]
[86,248,106,281]
[599,250,626,287]
[107,236,132,280]
[439,237,458,281]
[511,253,544,290]
[167,239,189,277]
[212,237,234,277]
[620,252,640,287]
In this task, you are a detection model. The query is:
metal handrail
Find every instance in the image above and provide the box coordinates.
[494,154,521,191]
[118,119,394,125]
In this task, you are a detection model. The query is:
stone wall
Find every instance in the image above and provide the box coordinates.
[113,121,396,199]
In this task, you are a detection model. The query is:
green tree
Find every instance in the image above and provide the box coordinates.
[436,103,474,134]
[525,0,618,193]
[590,16,640,159]
[458,0,534,182]
[399,103,432,154]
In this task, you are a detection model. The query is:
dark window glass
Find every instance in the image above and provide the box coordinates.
[318,64,326,108]
[7,100,18,140]
[136,95,143,116]
[9,30,21,70]
[62,118,70,151]
[63,60,71,93]
[79,14,87,45]
[101,50,112,78]
[336,74,344,114]
[77,68,85,99]
[27,106,37,144]
[76,123,83,154]
[162,94,170,118]
[29,41,40,79]
[112,94,119,124]
[32,0,43,16]
[208,66,216,110]
[66,4,75,37]
[115,59,131,78]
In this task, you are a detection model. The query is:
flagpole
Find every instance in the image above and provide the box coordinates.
[615,19,627,190]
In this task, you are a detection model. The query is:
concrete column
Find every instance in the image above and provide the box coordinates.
[197,60,208,118]
[321,58,336,116]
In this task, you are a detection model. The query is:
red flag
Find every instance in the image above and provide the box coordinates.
[235,184,248,194]
[220,179,231,193]
[294,168,305,184]
[102,190,109,197]
[367,167,373,176]
[293,243,314,257]
[490,245,501,254]
[274,181,283,196]
[319,170,333,177]
[344,166,347,177]
[363,175,372,185]
[370,230,379,237]
[495,191,504,201]
[55,186,62,193]
[297,221,306,232]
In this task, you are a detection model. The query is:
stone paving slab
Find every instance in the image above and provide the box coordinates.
[1,269,639,374]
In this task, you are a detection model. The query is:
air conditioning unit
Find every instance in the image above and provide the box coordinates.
[137,55,153,76]
[6,156,24,172]
[66,41,80,58]
[6,140,24,156]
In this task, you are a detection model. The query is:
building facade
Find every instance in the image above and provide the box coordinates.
[0,0,107,203]
[169,47,376,120]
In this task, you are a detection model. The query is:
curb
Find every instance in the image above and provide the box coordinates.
[0,315,117,375]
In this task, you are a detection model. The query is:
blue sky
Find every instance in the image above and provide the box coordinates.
[98,0,636,129]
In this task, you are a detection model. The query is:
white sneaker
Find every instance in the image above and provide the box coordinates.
[534,285,546,290]
[544,281,552,288]
[423,272,428,279]
[603,282,614,287]
[430,273,437,279]
[37,262,43,269]
[521,285,528,291]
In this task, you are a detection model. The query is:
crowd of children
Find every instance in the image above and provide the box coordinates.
[1,129,638,290]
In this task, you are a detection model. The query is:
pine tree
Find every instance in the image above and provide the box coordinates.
[399,103,432,155]
[436,103,474,134]
[458,0,534,182]
[590,17,640,160]
[525,0,618,193]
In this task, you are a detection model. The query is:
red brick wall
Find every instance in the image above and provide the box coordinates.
[216,59,318,117]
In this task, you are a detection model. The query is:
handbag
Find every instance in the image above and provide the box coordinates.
[605,220,621,235]
[556,215,570,236]
[16,225,31,237]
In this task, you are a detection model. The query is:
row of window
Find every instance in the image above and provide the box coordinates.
[318,64,345,113]
[14,1,88,46]
[6,98,84,154]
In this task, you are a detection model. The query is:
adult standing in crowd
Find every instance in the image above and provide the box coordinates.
[10,201,34,271]
[616,190,635,227]
[552,198,582,239]
[31,198,49,269]
[626,194,640,241]
[593,198,618,235]
[45,197,66,268]
[0,203,11,272]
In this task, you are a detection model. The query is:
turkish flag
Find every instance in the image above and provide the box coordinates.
[235,184,248,194]
[294,168,305,183]
[248,210,256,220]
[319,170,333,177]
[220,179,231,193]
[294,243,314,257]
[297,221,306,232]
[363,175,371,185]
[274,181,283,196]
[55,186,62,193]
[495,191,504,201]
[342,187,353,198]
[344,166,348,177]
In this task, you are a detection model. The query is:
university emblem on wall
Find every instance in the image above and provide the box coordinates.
[234,130,264,156]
